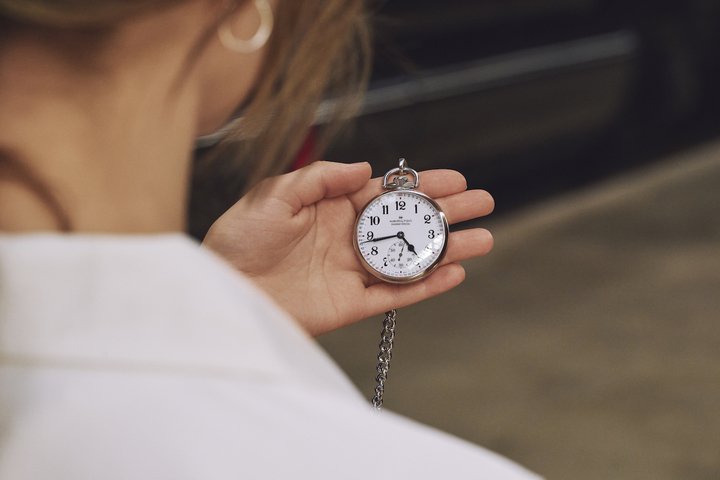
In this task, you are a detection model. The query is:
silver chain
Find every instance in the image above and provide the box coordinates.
[369,159,417,410]
[371,309,397,410]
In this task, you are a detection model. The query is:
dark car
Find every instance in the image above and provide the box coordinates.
[327,0,720,209]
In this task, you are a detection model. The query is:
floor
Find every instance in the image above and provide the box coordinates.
[319,140,720,480]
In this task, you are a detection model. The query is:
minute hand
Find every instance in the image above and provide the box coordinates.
[360,233,399,244]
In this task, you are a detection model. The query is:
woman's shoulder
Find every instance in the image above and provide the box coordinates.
[0,364,539,480]
[0,233,356,391]
[0,234,539,479]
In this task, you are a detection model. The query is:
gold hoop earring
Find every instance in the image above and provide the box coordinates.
[218,0,274,54]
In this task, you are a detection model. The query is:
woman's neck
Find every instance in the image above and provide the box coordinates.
[0,11,205,233]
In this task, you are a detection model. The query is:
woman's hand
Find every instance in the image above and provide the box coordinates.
[203,161,494,336]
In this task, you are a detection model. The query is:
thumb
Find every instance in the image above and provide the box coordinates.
[277,160,372,213]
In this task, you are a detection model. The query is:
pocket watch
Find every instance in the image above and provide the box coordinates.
[353,158,449,409]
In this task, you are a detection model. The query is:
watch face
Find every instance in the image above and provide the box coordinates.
[354,190,449,283]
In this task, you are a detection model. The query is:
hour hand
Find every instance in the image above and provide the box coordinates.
[360,233,399,244]
[399,235,419,256]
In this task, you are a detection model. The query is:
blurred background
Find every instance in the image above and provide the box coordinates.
[327,0,720,207]
[321,1,720,478]
[196,1,720,478]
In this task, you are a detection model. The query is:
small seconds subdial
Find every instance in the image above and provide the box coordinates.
[354,190,448,283]
[386,240,414,269]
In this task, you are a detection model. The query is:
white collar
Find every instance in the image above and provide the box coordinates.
[0,233,359,398]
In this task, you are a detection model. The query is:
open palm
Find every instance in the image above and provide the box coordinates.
[203,161,494,336]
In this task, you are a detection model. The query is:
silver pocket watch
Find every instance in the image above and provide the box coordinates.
[353,158,449,409]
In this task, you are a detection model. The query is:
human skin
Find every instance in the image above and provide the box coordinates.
[204,161,494,336]
[0,0,494,335]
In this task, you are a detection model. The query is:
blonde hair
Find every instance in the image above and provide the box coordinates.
[0,0,372,231]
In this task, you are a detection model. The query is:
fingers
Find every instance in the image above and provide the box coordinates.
[437,189,495,224]
[441,228,494,265]
[362,263,466,317]
[359,228,491,317]
[268,161,373,214]
[349,169,467,211]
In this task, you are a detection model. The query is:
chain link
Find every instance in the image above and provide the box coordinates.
[371,309,397,410]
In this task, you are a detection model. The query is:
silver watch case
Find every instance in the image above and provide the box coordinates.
[353,189,449,284]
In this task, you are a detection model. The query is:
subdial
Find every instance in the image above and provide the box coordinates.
[386,240,416,269]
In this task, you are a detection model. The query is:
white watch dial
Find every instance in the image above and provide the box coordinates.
[355,190,448,282]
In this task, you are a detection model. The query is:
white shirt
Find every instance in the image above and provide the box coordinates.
[0,234,539,479]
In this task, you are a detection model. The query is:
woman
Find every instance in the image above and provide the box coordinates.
[0,0,538,478]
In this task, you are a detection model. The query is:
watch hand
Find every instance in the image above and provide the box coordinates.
[399,235,419,256]
[360,232,400,244]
